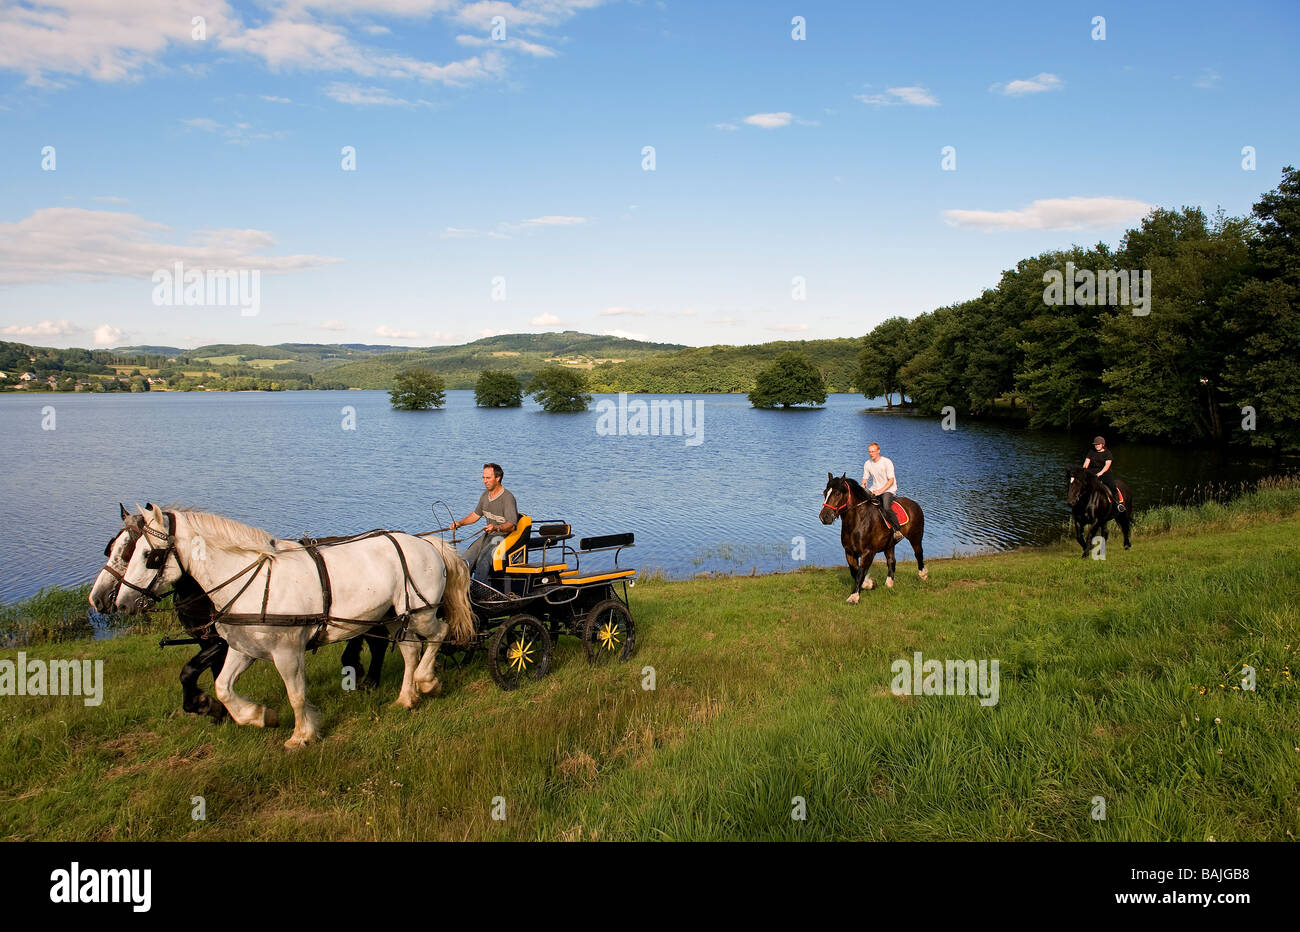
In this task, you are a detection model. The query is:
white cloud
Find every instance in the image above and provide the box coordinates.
[375,324,422,339]
[768,323,808,332]
[260,94,293,103]
[517,215,586,228]
[943,196,1152,231]
[181,116,283,144]
[319,319,347,331]
[1193,68,1220,89]
[0,0,241,85]
[92,195,128,204]
[0,207,340,285]
[1,319,78,337]
[449,215,588,238]
[990,72,1063,96]
[600,306,644,317]
[856,85,939,107]
[713,122,738,131]
[324,82,415,105]
[92,323,124,346]
[456,34,555,57]
[601,328,647,341]
[531,312,561,326]
[743,111,793,129]
[0,1,604,87]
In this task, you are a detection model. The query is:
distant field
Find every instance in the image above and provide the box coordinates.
[192,356,294,369]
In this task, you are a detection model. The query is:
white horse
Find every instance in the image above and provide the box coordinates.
[115,504,472,749]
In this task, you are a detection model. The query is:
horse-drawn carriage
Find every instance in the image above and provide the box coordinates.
[452,515,637,690]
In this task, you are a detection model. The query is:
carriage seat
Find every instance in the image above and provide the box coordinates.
[492,516,570,576]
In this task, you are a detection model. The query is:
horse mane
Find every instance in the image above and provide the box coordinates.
[843,476,873,502]
[170,508,277,556]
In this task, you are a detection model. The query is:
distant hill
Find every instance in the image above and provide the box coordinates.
[319,331,688,389]
[4,331,862,394]
[588,338,862,393]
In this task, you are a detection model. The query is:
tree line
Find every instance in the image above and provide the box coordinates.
[854,167,1299,453]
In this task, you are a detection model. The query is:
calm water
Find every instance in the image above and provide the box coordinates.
[0,390,1283,604]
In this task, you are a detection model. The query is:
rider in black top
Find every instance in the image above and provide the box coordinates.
[1082,436,1124,512]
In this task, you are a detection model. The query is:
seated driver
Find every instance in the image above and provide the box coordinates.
[451,463,519,579]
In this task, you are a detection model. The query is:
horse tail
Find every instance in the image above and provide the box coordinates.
[424,536,473,644]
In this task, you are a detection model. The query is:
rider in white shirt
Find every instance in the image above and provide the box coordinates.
[863,442,903,540]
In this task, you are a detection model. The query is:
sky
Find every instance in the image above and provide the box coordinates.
[0,0,1296,351]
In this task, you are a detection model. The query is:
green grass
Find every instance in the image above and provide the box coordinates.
[2,484,1297,841]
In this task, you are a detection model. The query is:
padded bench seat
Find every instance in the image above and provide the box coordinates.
[558,568,636,585]
[503,562,570,575]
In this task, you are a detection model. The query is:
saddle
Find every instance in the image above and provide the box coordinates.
[879,500,910,527]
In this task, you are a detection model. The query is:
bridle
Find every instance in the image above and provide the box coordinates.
[97,522,145,601]
[119,511,180,603]
[821,482,862,517]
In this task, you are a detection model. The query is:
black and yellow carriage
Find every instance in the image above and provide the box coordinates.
[450,515,637,690]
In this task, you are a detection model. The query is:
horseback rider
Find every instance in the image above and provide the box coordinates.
[863,442,904,540]
[451,463,519,579]
[1082,436,1124,512]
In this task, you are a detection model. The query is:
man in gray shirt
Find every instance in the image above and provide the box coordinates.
[451,463,520,579]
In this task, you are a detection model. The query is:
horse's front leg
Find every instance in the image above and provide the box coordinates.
[1074,516,1088,558]
[270,645,319,749]
[192,639,229,722]
[213,648,278,729]
[844,552,860,600]
[848,550,877,603]
[884,543,897,589]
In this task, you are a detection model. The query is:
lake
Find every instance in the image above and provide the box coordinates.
[0,390,1284,604]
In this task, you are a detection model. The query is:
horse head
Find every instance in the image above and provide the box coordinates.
[820,472,853,525]
[1065,467,1095,509]
[89,504,146,613]
[115,504,184,614]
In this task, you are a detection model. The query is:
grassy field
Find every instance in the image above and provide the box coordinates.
[2,484,1297,841]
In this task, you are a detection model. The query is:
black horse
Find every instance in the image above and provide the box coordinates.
[1065,466,1132,557]
[340,624,389,691]
[820,473,928,602]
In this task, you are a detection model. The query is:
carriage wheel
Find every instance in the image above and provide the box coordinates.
[583,599,635,665]
[488,615,553,691]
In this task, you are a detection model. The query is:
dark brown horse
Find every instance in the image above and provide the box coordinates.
[819,473,928,602]
[1065,466,1132,557]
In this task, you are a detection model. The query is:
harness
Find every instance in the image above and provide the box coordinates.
[130,515,443,647]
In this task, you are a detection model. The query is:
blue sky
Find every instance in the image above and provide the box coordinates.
[1,0,1296,350]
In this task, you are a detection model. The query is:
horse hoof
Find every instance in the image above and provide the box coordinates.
[846,593,860,605]
[360,678,379,692]
[395,693,418,710]
[284,735,313,750]
[418,678,442,697]
[262,708,279,728]
[864,577,875,590]
[207,702,229,724]
[885,576,894,589]
[918,568,929,581]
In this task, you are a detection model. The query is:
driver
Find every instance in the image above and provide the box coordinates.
[451,463,519,579]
